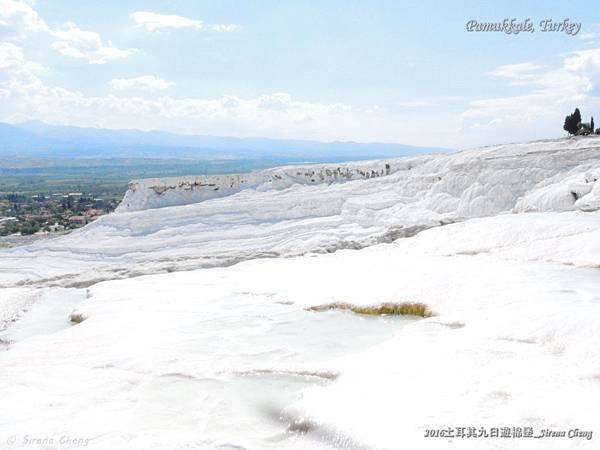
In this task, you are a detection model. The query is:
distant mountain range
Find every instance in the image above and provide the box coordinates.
[0,121,451,161]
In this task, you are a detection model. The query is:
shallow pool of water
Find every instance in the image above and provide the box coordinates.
[0,288,84,343]
[1,290,418,449]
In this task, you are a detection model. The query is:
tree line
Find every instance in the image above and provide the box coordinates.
[563,108,599,136]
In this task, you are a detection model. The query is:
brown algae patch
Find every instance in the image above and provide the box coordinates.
[306,301,434,318]
[69,312,87,323]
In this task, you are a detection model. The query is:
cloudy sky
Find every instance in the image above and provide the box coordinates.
[1,0,600,149]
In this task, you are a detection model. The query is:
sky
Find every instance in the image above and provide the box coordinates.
[1,0,600,149]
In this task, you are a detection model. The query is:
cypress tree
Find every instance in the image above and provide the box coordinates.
[574,108,582,127]
[563,114,577,135]
[563,108,583,135]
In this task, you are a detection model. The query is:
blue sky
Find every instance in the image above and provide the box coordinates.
[1,0,600,149]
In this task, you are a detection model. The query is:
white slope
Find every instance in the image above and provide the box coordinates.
[1,211,599,449]
[1,136,600,289]
[116,159,398,212]
[1,137,600,449]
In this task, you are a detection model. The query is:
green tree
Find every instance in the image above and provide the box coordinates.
[564,114,578,135]
[574,108,581,126]
[564,108,582,135]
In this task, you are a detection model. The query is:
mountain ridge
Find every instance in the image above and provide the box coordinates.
[0,121,451,160]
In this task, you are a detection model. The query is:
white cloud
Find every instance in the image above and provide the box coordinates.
[0,41,45,91]
[211,24,239,32]
[110,75,175,91]
[0,56,456,146]
[0,0,48,39]
[50,22,138,64]
[578,24,600,43]
[579,32,597,41]
[459,48,600,146]
[131,11,239,33]
[563,48,600,76]
[0,1,136,64]
[131,11,204,32]
[257,92,293,111]
[0,41,40,70]
[486,62,543,85]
